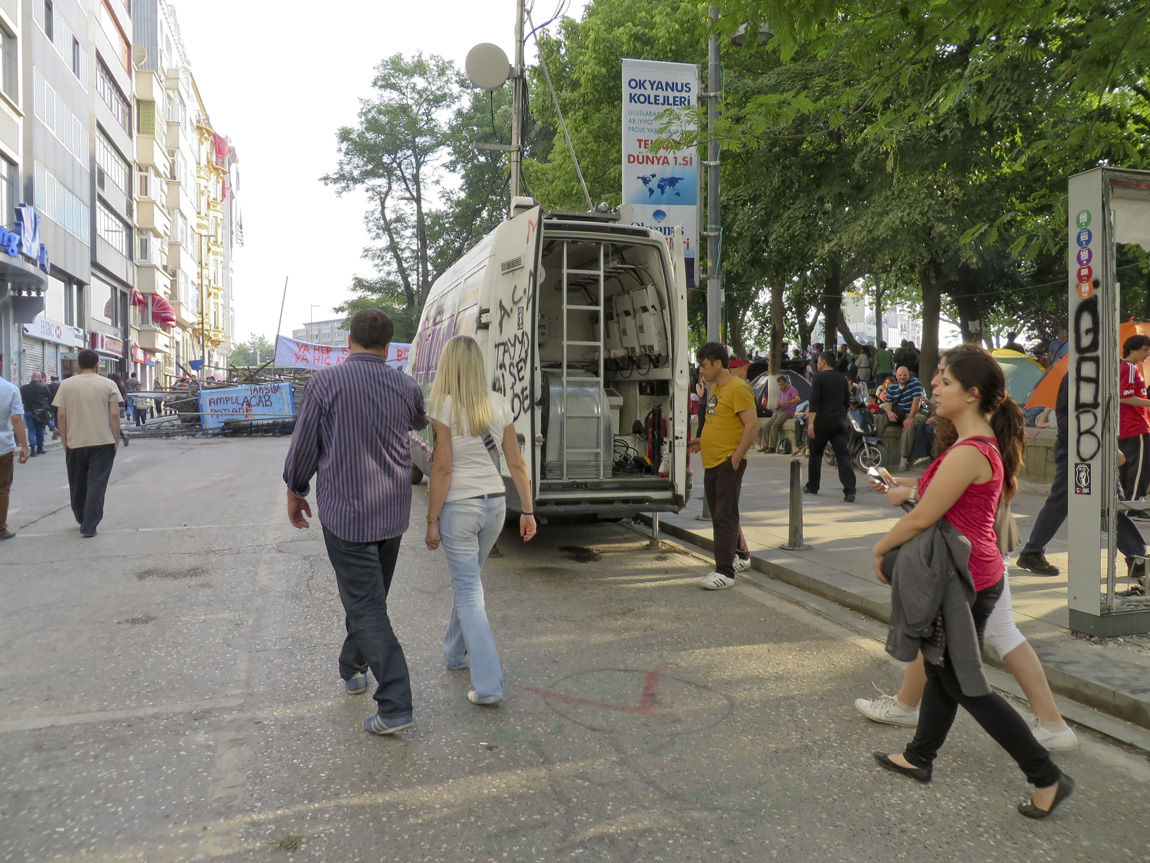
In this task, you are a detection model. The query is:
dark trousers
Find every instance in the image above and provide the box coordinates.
[1119,434,1150,502]
[0,451,12,531]
[322,526,412,718]
[806,424,856,494]
[1022,438,1145,564]
[703,459,749,577]
[904,580,1061,787]
[64,444,116,533]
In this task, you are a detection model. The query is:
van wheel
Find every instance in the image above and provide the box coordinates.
[411,464,425,485]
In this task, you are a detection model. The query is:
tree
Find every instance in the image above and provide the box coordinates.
[322,53,509,341]
[228,334,276,368]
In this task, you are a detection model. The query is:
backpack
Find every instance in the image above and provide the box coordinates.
[776,438,792,455]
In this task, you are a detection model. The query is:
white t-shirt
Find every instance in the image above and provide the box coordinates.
[430,391,514,502]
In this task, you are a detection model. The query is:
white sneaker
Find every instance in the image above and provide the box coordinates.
[854,692,920,727]
[733,556,752,573]
[898,458,909,471]
[699,571,735,590]
[1030,718,1080,751]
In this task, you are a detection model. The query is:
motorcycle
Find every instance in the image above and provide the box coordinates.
[823,383,884,471]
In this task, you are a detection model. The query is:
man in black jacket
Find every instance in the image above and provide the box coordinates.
[804,351,856,502]
[20,372,51,456]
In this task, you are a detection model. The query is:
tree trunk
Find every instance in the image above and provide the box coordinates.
[836,309,863,352]
[873,283,886,347]
[822,258,844,349]
[769,282,785,375]
[920,277,942,398]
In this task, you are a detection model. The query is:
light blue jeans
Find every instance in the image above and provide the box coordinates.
[440,495,506,700]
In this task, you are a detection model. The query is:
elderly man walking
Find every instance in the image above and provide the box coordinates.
[53,349,123,537]
[283,308,428,736]
[1,356,31,540]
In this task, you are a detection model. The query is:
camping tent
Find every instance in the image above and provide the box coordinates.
[990,349,1047,406]
[751,369,811,410]
[1025,320,1150,408]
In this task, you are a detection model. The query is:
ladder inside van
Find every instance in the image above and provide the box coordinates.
[560,241,607,480]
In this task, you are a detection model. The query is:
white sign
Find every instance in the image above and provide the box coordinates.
[622,58,699,285]
[23,317,84,348]
[273,335,410,372]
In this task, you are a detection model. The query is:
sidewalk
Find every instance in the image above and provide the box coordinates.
[645,449,1150,744]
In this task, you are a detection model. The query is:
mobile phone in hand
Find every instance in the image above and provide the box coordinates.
[866,466,897,488]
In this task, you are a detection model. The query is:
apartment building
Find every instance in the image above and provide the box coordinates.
[292,317,348,347]
[1,0,237,389]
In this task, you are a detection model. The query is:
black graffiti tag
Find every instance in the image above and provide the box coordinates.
[493,331,531,419]
[1073,296,1101,463]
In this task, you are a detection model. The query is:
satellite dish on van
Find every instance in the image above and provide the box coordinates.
[466,43,511,91]
[131,42,148,68]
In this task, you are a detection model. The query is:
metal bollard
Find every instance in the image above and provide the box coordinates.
[781,458,811,550]
[649,512,661,547]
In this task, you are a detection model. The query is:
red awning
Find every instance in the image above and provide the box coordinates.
[131,289,147,309]
[150,294,177,328]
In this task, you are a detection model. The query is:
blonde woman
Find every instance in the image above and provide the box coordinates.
[425,335,537,705]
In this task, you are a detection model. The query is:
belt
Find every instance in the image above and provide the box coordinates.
[466,492,505,500]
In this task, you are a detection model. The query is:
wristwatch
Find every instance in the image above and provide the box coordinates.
[426,514,439,523]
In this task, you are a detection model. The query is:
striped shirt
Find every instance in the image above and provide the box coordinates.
[884,377,924,416]
[283,352,428,543]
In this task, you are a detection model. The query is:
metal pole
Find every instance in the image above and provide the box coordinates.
[649,512,660,546]
[705,6,721,343]
[781,458,810,550]
[509,0,525,214]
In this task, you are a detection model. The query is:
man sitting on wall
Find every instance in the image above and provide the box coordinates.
[874,365,925,471]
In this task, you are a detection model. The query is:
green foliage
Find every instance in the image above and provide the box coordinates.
[227,334,276,368]
[322,53,509,331]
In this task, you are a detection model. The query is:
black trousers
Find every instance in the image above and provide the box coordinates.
[1119,434,1150,502]
[65,444,116,533]
[903,580,1061,787]
[806,424,856,494]
[703,458,750,576]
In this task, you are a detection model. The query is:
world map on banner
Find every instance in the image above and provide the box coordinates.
[273,335,410,371]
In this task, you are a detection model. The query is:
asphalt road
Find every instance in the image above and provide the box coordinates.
[1,438,1149,862]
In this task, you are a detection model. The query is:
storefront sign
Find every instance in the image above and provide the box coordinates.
[23,316,84,347]
[91,332,124,356]
[129,345,158,365]
[198,383,295,432]
[273,335,410,372]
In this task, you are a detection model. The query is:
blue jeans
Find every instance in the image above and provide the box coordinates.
[440,495,506,701]
[23,412,46,451]
[321,527,413,719]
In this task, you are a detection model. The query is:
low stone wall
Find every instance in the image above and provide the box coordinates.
[779,419,1057,486]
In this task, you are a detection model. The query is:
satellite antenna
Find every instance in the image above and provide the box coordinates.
[465,43,511,91]
[131,42,148,68]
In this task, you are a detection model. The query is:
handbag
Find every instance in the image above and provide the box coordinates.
[33,407,50,425]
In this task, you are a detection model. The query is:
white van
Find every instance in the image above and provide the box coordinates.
[408,200,691,519]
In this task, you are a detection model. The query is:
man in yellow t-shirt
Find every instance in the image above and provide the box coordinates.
[688,343,758,589]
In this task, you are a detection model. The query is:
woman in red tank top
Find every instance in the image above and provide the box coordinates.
[870,347,1073,819]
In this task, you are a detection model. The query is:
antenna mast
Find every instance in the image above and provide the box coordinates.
[509,0,525,213]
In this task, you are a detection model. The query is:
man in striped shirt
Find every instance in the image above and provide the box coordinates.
[284,309,428,736]
[875,365,925,470]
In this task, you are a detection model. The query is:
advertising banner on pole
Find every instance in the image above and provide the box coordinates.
[273,336,411,372]
[621,58,699,286]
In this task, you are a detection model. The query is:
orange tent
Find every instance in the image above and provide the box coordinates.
[1025,320,1150,408]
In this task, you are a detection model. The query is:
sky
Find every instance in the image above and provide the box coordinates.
[169,0,589,346]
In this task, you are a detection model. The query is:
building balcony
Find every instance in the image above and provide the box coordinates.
[136,137,171,174]
[191,323,226,349]
[135,265,170,296]
[135,326,171,354]
[170,299,198,328]
[136,200,171,235]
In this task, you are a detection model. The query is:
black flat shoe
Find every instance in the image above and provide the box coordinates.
[802,485,818,495]
[873,752,931,783]
[1018,772,1074,819]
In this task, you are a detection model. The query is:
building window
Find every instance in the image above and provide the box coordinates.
[137,100,156,136]
[71,37,80,77]
[97,201,130,257]
[0,26,14,100]
[34,162,90,243]
[96,132,130,193]
[44,1,53,42]
[95,59,129,133]
[0,158,13,230]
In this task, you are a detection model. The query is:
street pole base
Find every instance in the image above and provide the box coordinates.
[780,544,812,551]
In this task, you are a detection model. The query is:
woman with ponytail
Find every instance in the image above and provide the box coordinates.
[870,346,1073,819]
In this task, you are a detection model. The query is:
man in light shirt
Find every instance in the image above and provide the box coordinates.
[52,348,123,537]
[0,355,31,540]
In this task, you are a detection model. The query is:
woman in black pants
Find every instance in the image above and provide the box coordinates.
[869,347,1073,819]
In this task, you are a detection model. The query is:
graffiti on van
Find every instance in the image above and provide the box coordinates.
[492,272,533,419]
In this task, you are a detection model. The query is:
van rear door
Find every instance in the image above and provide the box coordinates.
[669,226,689,504]
[486,204,544,505]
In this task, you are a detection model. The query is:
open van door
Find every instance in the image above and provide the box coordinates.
[485,204,544,510]
[669,226,690,504]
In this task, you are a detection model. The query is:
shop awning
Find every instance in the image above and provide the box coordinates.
[131,289,147,309]
[150,294,177,328]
